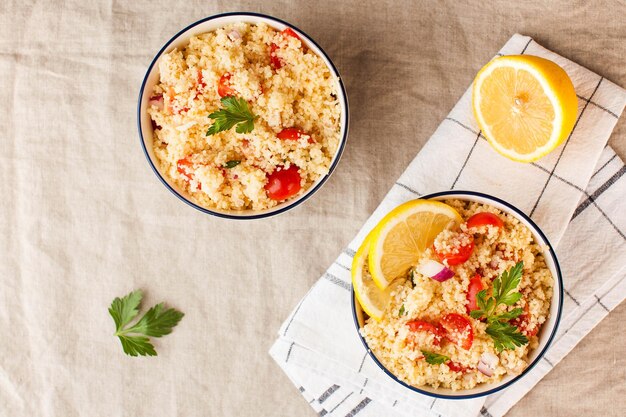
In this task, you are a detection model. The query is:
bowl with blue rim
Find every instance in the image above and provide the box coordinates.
[351,190,563,399]
[137,12,348,219]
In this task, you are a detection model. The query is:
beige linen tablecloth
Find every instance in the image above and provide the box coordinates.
[1,1,624,416]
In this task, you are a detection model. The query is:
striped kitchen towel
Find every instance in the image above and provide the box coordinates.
[270,34,626,417]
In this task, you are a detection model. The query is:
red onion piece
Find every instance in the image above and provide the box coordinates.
[149,94,164,110]
[477,352,499,376]
[417,259,455,282]
[432,268,455,282]
[228,30,241,41]
[481,352,499,368]
[477,361,493,377]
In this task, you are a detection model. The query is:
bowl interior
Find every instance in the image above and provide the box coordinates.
[138,13,348,218]
[353,191,563,398]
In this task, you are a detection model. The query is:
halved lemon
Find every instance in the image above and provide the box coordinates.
[351,233,392,322]
[472,55,578,162]
[368,200,462,290]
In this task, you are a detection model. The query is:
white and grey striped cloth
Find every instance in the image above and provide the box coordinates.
[270,34,626,417]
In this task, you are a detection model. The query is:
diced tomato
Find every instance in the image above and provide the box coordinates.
[218,73,235,97]
[277,128,302,140]
[270,43,283,69]
[467,212,504,229]
[466,274,485,314]
[406,320,442,346]
[269,28,302,70]
[265,166,302,200]
[447,361,470,373]
[436,323,446,338]
[277,128,315,144]
[439,313,473,350]
[511,303,539,337]
[176,157,201,190]
[166,86,175,114]
[435,234,474,266]
[197,69,206,89]
[177,158,193,181]
[281,27,300,40]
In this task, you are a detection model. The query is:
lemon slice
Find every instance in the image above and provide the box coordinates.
[368,200,462,289]
[472,55,578,162]
[352,233,393,322]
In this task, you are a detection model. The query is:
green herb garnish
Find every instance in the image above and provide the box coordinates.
[109,290,184,357]
[485,321,529,352]
[399,304,406,317]
[470,262,528,352]
[206,96,258,135]
[224,160,241,168]
[421,350,450,365]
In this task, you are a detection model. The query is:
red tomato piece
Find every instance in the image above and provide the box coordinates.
[269,28,302,70]
[277,128,315,144]
[466,274,485,314]
[511,303,539,337]
[270,43,283,69]
[406,320,442,346]
[197,69,206,89]
[265,166,301,200]
[177,158,194,181]
[439,313,474,350]
[467,212,504,229]
[218,73,235,97]
[277,128,302,140]
[282,28,300,40]
[165,86,176,114]
[435,234,474,266]
[447,361,470,373]
[176,157,201,190]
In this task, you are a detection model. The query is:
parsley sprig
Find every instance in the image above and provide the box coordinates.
[207,96,258,135]
[470,262,528,352]
[109,290,184,357]
[421,350,450,365]
[223,160,241,168]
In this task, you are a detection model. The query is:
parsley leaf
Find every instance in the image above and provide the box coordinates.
[399,304,406,317]
[109,289,142,330]
[469,262,529,352]
[421,350,450,365]
[224,160,241,168]
[470,289,496,319]
[493,261,524,306]
[109,290,184,357]
[486,321,529,352]
[207,96,258,136]
[496,307,524,321]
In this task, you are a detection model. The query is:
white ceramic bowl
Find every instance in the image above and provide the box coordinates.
[352,190,563,399]
[137,12,349,219]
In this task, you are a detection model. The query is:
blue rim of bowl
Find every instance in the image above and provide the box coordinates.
[137,12,349,220]
[350,190,564,399]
